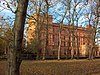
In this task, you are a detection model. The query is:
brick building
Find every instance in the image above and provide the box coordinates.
[27,14,100,58]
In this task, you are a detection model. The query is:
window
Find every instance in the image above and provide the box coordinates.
[83,43,85,45]
[64,42,66,46]
[64,52,66,55]
[53,51,56,55]
[64,49,67,55]
[53,35,54,41]
[53,28,54,33]
[64,36,65,40]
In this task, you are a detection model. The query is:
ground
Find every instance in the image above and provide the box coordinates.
[1,59,100,75]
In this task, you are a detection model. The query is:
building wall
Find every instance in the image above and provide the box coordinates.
[44,24,93,58]
[27,14,100,58]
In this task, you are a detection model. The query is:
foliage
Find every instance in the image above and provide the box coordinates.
[0,38,5,55]
[0,26,13,55]
[27,39,38,53]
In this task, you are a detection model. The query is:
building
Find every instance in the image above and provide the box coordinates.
[27,14,100,59]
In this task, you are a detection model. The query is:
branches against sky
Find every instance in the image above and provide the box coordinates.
[0,0,99,26]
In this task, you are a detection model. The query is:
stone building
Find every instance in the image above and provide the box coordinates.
[27,14,100,58]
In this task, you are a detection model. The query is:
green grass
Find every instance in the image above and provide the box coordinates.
[1,59,100,75]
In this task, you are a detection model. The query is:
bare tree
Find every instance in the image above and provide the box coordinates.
[7,0,29,75]
[90,0,100,59]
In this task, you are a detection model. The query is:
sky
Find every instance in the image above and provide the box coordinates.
[0,0,93,25]
[49,0,95,26]
[0,0,96,30]
[0,0,97,26]
[0,0,15,18]
[0,0,98,27]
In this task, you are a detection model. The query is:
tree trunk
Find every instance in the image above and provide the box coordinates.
[7,0,29,75]
[44,7,49,60]
[71,26,75,59]
[76,20,79,59]
[58,31,61,60]
[42,1,49,60]
[43,47,46,60]
[67,29,71,59]
[91,3,99,59]
[57,10,68,60]
[7,47,21,75]
[71,7,75,59]
[36,11,40,60]
[76,31,79,59]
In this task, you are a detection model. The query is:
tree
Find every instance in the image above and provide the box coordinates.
[61,0,84,59]
[0,18,12,55]
[7,0,29,75]
[73,0,85,59]
[42,0,49,60]
[27,0,59,59]
[0,38,5,55]
[90,0,100,59]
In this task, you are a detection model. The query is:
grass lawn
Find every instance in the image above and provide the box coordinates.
[1,59,100,75]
